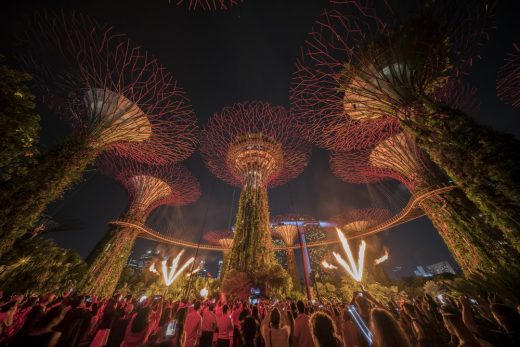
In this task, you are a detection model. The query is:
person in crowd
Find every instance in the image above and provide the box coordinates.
[340,307,362,347]
[11,305,65,347]
[490,303,520,345]
[105,300,135,347]
[217,304,233,347]
[293,300,314,347]
[250,305,262,347]
[232,302,243,347]
[170,306,188,347]
[55,296,91,347]
[370,308,411,347]
[199,303,217,347]
[310,311,343,347]
[261,306,290,347]
[0,300,19,335]
[184,301,202,347]
[442,311,490,347]
[120,298,163,347]
[241,315,259,347]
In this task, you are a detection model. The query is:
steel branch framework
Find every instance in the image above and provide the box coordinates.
[203,230,235,251]
[290,0,494,152]
[19,10,199,164]
[173,0,243,11]
[331,208,390,237]
[497,43,520,107]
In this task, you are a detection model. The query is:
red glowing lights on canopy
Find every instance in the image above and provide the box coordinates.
[330,132,439,192]
[290,0,494,151]
[18,10,199,164]
[203,230,235,249]
[174,0,243,11]
[497,43,520,108]
[200,101,311,188]
[331,208,390,235]
[98,153,201,217]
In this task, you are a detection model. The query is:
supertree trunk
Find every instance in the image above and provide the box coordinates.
[401,100,520,252]
[286,248,300,291]
[0,137,98,257]
[80,219,140,297]
[422,189,520,271]
[421,191,520,302]
[226,185,274,278]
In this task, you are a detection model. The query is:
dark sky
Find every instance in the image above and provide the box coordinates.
[1,0,519,277]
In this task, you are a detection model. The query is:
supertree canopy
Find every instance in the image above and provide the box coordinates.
[497,43,520,108]
[330,134,520,300]
[204,230,235,250]
[272,224,301,290]
[200,101,311,284]
[174,0,243,11]
[292,0,520,253]
[81,153,201,297]
[331,208,390,238]
[0,10,198,257]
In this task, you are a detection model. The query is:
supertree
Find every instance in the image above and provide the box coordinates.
[331,208,390,238]
[81,153,201,297]
[497,43,520,108]
[200,101,311,284]
[271,224,301,291]
[330,133,520,300]
[0,10,198,257]
[291,0,520,252]
[203,230,234,278]
[173,0,243,11]
[330,208,391,285]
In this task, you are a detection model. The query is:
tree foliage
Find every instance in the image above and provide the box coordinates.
[0,55,40,183]
[0,137,98,257]
[0,237,86,295]
[226,186,275,280]
[222,270,253,300]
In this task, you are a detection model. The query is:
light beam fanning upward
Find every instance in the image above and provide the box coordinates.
[333,228,366,282]
[161,250,195,287]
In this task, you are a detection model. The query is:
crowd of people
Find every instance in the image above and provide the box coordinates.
[0,289,518,347]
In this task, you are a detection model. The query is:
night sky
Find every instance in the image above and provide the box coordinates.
[1,0,519,277]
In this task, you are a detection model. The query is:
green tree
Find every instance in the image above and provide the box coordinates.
[0,237,86,295]
[0,136,98,257]
[0,55,40,183]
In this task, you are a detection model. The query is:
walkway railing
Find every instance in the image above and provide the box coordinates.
[110,183,456,251]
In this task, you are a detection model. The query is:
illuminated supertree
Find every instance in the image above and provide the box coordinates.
[330,133,520,299]
[0,11,198,256]
[81,153,201,297]
[203,230,234,277]
[272,224,301,290]
[497,43,520,108]
[331,208,390,238]
[200,101,311,283]
[292,0,520,252]
[173,0,243,10]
